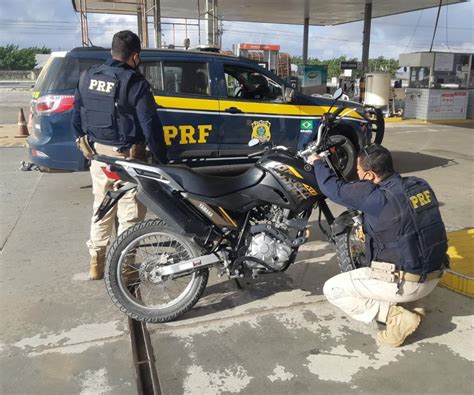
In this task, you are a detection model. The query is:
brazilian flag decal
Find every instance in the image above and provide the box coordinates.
[300,120,313,130]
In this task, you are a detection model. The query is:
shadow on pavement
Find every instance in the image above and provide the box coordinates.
[179,241,339,322]
[404,286,473,345]
[428,122,474,129]
[392,151,457,174]
[177,217,339,322]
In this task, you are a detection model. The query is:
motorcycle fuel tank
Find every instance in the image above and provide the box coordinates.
[255,152,324,212]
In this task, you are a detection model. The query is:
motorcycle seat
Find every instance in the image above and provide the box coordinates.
[161,165,265,198]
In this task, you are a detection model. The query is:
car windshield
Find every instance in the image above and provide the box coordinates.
[34,56,100,93]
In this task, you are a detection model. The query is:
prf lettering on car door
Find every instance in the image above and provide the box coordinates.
[162,125,212,145]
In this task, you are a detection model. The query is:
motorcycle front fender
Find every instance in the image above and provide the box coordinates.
[331,210,356,237]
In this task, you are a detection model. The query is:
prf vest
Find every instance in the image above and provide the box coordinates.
[79,63,139,147]
[365,175,448,275]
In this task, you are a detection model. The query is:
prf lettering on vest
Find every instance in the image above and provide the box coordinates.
[163,125,212,145]
[88,79,115,93]
[409,190,432,209]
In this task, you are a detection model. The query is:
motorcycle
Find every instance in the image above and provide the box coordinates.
[94,89,367,323]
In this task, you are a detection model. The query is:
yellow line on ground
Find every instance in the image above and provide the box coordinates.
[441,229,474,298]
[385,117,474,125]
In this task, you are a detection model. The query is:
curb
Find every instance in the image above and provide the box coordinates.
[0,141,27,148]
[441,229,474,298]
[385,117,474,125]
[0,124,28,147]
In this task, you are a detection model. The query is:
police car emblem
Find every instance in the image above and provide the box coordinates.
[251,120,271,143]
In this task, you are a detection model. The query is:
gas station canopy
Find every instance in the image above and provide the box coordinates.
[72,0,467,25]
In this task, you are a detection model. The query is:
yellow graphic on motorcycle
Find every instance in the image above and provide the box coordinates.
[302,183,318,196]
[251,120,271,143]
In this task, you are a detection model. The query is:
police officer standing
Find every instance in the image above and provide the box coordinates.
[72,30,167,280]
[308,144,448,347]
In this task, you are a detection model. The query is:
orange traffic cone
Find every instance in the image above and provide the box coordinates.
[16,108,29,138]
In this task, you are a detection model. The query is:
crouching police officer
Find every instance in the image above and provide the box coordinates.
[72,30,167,280]
[308,144,448,347]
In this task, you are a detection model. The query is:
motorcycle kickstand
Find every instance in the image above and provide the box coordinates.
[234,278,243,289]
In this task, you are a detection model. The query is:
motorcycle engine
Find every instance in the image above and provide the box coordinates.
[246,232,292,271]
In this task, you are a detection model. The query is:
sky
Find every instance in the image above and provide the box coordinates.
[0,0,473,60]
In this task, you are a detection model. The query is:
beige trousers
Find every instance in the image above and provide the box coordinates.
[87,144,146,258]
[323,267,439,324]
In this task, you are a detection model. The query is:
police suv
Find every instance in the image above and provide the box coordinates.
[28,47,383,174]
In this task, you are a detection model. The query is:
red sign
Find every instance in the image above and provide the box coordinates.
[239,43,280,51]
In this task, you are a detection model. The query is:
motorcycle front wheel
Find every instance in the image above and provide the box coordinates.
[328,134,357,180]
[334,219,368,273]
[364,105,385,144]
[105,219,209,323]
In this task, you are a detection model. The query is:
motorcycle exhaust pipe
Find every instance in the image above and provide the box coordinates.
[156,253,222,277]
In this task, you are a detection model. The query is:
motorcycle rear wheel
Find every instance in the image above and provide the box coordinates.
[105,219,209,323]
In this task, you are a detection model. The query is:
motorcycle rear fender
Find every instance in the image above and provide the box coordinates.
[94,182,136,222]
[137,177,216,241]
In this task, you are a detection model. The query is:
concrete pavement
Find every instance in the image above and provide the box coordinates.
[0,148,135,394]
[0,122,473,394]
[152,284,472,394]
[0,89,31,124]
[148,121,474,394]
[0,124,28,148]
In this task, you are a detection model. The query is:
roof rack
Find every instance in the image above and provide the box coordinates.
[189,45,221,53]
[70,46,107,52]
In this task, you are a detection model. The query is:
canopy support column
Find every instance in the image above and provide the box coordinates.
[205,0,220,47]
[137,0,149,48]
[79,0,90,47]
[303,17,309,64]
[362,0,372,72]
[153,0,162,48]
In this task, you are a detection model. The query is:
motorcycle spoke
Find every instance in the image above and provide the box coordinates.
[118,231,197,309]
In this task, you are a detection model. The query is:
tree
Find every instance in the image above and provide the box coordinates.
[0,45,51,70]
[292,55,399,78]
[368,56,399,75]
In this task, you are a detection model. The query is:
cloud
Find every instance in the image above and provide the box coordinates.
[0,0,472,58]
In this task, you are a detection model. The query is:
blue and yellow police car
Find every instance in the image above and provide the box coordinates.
[27,47,382,175]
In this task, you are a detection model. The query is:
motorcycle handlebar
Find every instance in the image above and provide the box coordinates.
[248,149,266,158]
[249,106,358,160]
[331,106,347,119]
[299,140,343,158]
[247,145,289,159]
[298,107,356,159]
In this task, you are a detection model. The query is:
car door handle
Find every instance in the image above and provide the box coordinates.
[224,107,243,114]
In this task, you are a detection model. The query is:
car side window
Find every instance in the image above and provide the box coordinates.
[163,61,210,96]
[140,62,163,93]
[224,65,283,102]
